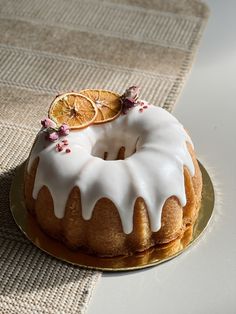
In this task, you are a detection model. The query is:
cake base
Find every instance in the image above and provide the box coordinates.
[10,161,214,272]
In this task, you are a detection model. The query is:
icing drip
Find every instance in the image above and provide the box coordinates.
[28,104,195,234]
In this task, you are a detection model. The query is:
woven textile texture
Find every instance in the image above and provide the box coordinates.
[0,0,208,313]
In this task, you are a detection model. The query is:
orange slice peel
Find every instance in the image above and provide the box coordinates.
[79,89,122,124]
[48,92,98,129]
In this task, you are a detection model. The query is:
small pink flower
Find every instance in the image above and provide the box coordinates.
[48,132,59,142]
[122,86,140,102]
[41,118,56,128]
[128,86,140,101]
[126,97,136,104]
[62,139,69,145]
[56,143,63,152]
[66,148,71,153]
[59,124,70,136]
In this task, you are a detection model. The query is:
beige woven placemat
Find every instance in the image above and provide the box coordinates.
[0,0,208,313]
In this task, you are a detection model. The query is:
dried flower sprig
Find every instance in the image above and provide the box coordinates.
[121,86,140,114]
[41,118,70,142]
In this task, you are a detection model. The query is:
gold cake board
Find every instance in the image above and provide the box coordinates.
[10,161,214,272]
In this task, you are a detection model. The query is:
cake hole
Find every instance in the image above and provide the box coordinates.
[103,151,108,160]
[91,137,137,160]
[102,148,125,160]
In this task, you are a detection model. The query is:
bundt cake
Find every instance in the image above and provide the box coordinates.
[24,88,202,257]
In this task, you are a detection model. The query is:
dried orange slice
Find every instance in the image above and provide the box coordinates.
[79,89,122,124]
[49,92,98,129]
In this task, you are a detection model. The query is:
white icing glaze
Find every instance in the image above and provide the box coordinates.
[27,103,195,234]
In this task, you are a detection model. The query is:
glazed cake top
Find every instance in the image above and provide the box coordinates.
[28,100,194,234]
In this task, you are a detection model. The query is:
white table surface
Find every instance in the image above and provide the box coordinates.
[88,1,236,313]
